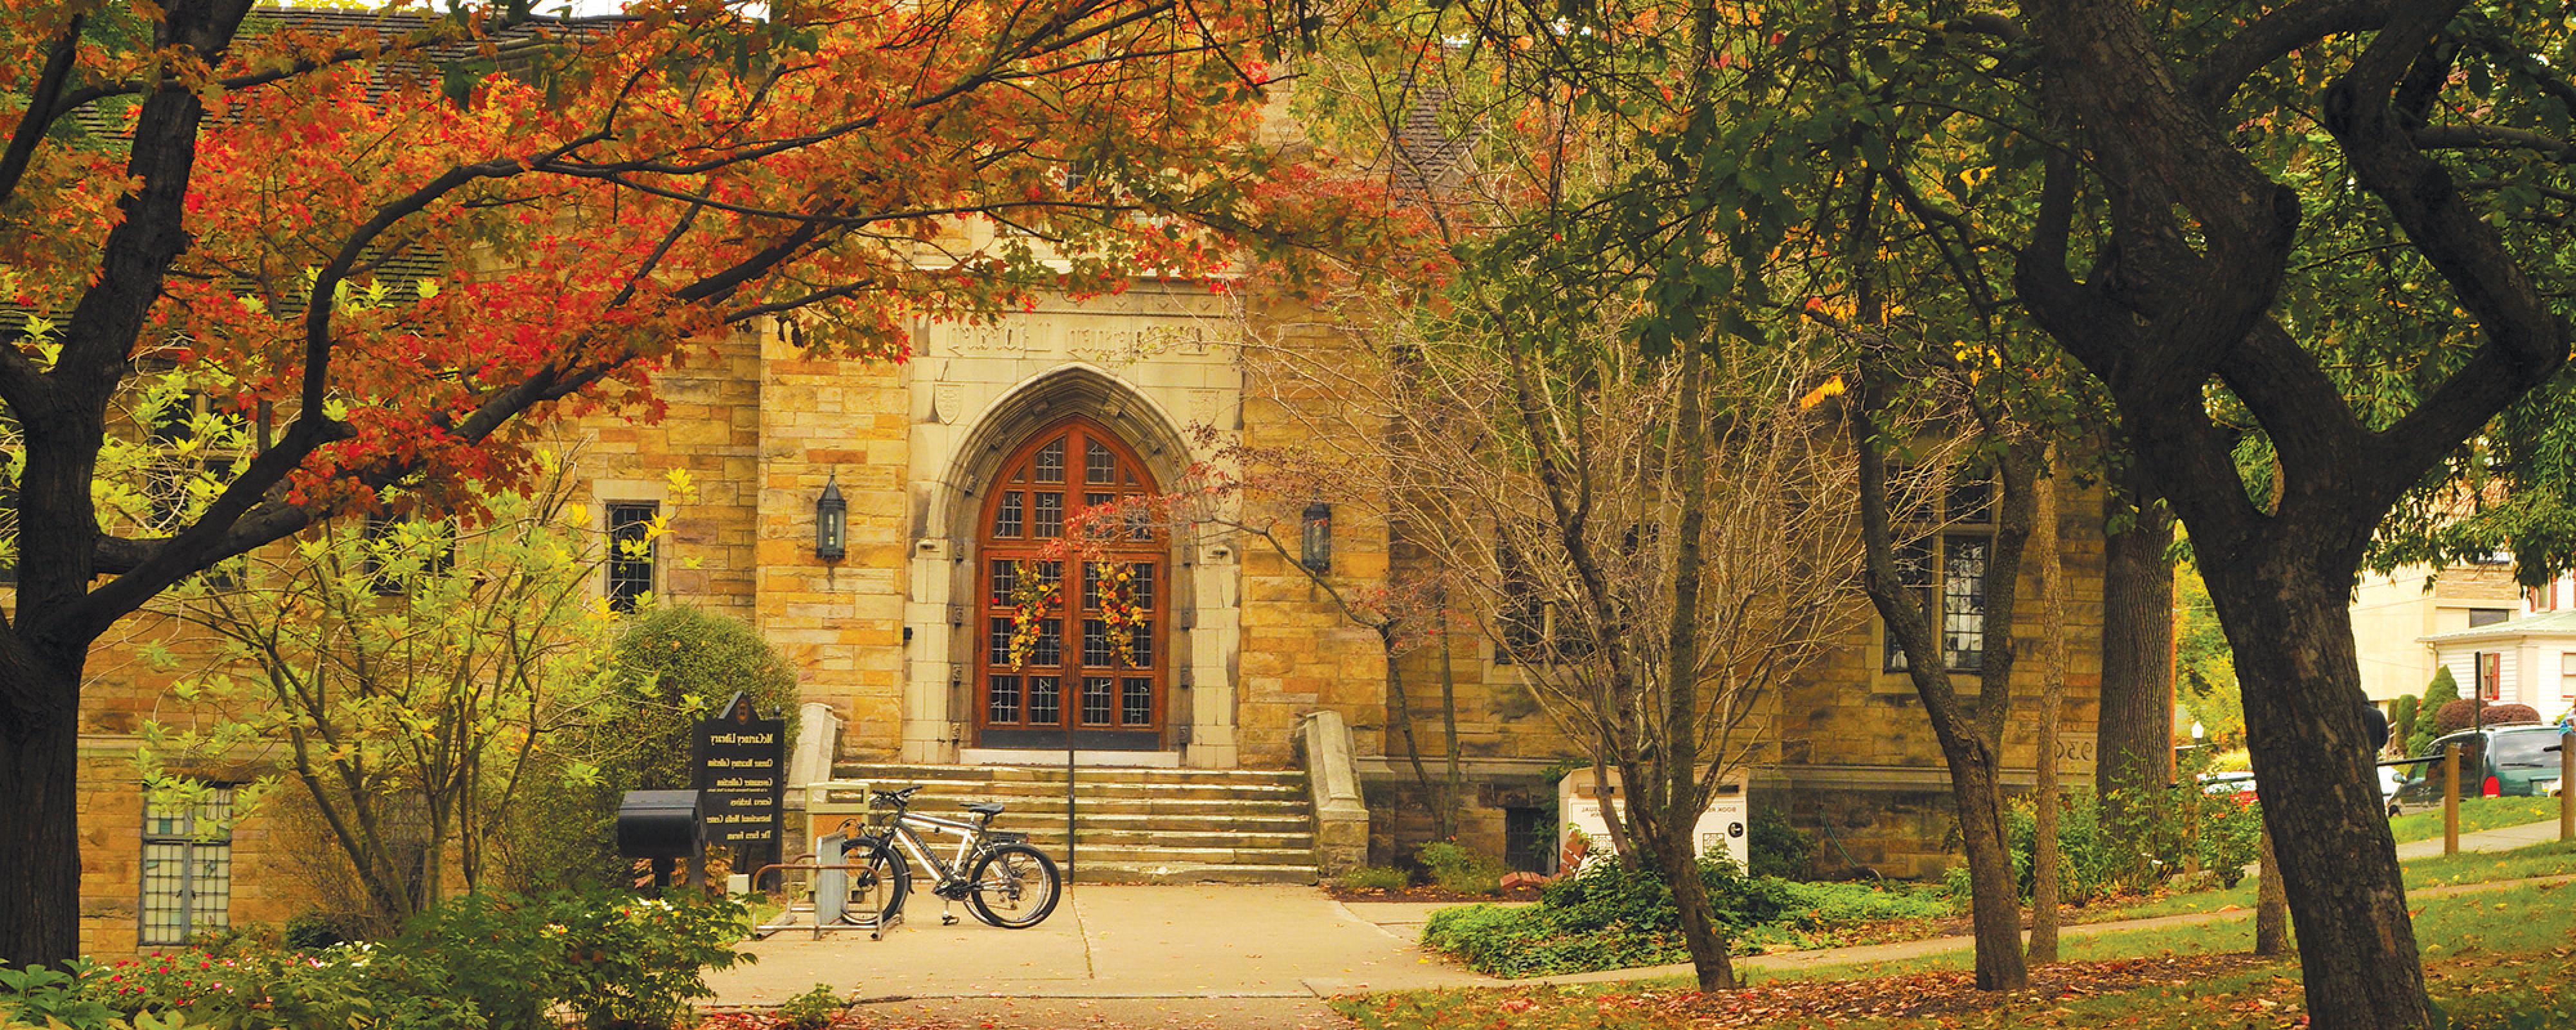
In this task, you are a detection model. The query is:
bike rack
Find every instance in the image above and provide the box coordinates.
[746,850,903,941]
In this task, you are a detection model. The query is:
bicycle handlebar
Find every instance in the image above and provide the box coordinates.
[870,785,923,808]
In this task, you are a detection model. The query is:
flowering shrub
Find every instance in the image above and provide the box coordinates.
[25,891,748,1030]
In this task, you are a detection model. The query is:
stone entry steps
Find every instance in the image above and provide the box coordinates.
[824,763,1318,885]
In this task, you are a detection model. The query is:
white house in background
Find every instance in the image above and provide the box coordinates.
[2418,610,2576,720]
[2351,562,2523,704]
[2520,570,2576,617]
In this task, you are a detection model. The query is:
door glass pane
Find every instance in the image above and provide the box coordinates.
[1035,439,1065,483]
[994,492,1024,538]
[1081,677,1115,726]
[1130,563,1155,610]
[1083,619,1113,666]
[1031,619,1061,667]
[989,675,1021,724]
[989,618,1015,666]
[1034,493,1063,538]
[990,560,1019,606]
[1121,678,1153,726]
[1028,676,1061,724]
[1086,441,1117,484]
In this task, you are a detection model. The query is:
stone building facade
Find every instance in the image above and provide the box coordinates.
[64,262,2105,951]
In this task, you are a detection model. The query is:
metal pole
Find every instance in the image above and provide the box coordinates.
[2444,742,2461,857]
[1065,704,1077,886]
[2560,730,2572,844]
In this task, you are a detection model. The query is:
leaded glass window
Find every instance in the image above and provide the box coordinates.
[140,787,233,946]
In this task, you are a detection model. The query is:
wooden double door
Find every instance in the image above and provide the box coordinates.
[973,418,1169,750]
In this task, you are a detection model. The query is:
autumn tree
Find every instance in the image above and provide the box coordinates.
[143,453,657,929]
[0,0,1302,966]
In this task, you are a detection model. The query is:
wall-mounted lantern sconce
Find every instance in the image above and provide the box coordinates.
[815,474,847,562]
[1300,501,1332,574]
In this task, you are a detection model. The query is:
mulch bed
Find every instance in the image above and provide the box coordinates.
[1324,883,1544,903]
[1663,954,2283,1026]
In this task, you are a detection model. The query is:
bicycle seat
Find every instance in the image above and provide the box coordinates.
[963,801,1006,818]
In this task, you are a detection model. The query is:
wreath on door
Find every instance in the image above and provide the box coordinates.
[1094,562,1148,668]
[1005,561,1062,669]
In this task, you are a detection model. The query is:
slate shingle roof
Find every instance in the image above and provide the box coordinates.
[1384,77,1478,195]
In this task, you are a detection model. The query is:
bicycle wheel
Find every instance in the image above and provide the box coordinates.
[963,842,1061,929]
[838,834,909,927]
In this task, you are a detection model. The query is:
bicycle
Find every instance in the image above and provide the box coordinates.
[835,785,1063,933]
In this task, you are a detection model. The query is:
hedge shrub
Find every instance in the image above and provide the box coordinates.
[2410,668,2461,756]
[509,606,800,886]
[2434,700,2543,736]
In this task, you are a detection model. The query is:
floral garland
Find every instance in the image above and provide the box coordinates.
[1005,561,1061,669]
[1095,562,1148,668]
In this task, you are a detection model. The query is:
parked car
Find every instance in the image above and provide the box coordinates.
[2194,767,2406,816]
[2198,771,2258,801]
[2391,724,2569,811]
[2378,764,2406,817]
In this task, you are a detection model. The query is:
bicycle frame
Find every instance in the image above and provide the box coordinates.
[876,807,987,890]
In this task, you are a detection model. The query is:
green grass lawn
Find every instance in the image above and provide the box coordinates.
[2075,838,2576,924]
[2388,795,2563,844]
[1336,877,2576,1029]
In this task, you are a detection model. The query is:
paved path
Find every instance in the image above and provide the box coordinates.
[706,885,1488,1007]
[2394,814,2568,859]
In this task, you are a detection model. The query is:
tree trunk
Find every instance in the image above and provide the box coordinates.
[2028,463,2068,963]
[1944,745,2028,989]
[2202,554,2425,1028]
[0,651,87,968]
[1656,328,1728,992]
[1657,825,1738,992]
[1379,632,1453,840]
[2255,829,2289,957]
[1436,601,1464,841]
[1848,376,2031,993]
[2098,483,2175,812]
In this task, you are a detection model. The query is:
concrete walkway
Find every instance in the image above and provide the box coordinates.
[2394,814,2568,859]
[706,885,1489,1007]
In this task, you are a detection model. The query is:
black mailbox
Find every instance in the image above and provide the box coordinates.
[616,790,703,859]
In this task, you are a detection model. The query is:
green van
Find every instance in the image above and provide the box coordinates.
[2392,724,2570,811]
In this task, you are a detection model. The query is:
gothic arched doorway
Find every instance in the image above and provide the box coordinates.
[974,417,1168,750]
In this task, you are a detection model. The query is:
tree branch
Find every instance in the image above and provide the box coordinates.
[2184,0,2396,113]
[2320,5,2568,510]
[0,14,88,209]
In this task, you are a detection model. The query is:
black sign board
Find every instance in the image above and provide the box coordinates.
[694,693,786,859]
